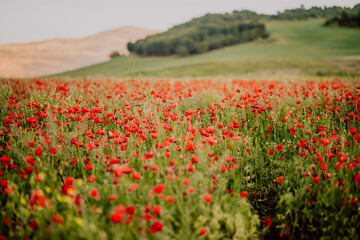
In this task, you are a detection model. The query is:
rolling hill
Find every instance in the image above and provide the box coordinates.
[0,26,158,78]
[51,20,360,79]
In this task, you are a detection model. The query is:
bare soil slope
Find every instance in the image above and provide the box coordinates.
[0,26,157,78]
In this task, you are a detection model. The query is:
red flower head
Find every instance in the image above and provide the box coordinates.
[153,205,161,215]
[276,145,284,151]
[49,147,57,154]
[263,217,272,227]
[153,184,165,194]
[51,215,63,225]
[199,227,209,236]
[150,221,164,234]
[354,173,360,184]
[110,213,123,224]
[203,194,212,204]
[240,191,247,198]
[132,172,141,180]
[89,188,100,200]
[313,177,320,183]
[320,139,330,147]
[35,147,43,156]
[290,127,295,135]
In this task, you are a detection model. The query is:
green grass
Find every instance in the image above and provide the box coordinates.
[49,20,360,79]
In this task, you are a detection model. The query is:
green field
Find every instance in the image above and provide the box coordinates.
[50,20,360,79]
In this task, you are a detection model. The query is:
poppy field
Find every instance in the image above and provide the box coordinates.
[0,77,360,239]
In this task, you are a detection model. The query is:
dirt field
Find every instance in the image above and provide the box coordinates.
[0,26,157,78]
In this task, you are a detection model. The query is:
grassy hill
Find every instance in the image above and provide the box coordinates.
[49,20,360,79]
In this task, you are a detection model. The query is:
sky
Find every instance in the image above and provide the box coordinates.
[0,0,358,45]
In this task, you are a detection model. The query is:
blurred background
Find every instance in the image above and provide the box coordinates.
[0,0,359,79]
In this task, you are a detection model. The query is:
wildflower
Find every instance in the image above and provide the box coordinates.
[35,147,43,156]
[183,179,190,186]
[203,194,212,204]
[240,191,247,198]
[263,217,272,227]
[85,164,93,171]
[132,172,141,180]
[276,145,284,151]
[89,188,100,200]
[199,227,209,236]
[354,173,360,184]
[153,205,161,215]
[320,139,330,147]
[51,215,63,225]
[153,184,165,194]
[290,127,295,135]
[110,213,123,224]
[65,177,74,185]
[150,221,164,233]
[167,196,174,203]
[49,147,57,154]
[313,177,320,183]
[129,184,138,191]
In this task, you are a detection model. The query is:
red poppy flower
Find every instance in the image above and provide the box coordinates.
[108,195,117,201]
[51,215,63,225]
[320,139,330,147]
[167,196,174,203]
[65,177,74,185]
[150,221,164,233]
[132,172,141,180]
[290,127,295,135]
[199,227,209,236]
[320,164,327,171]
[0,179,8,188]
[85,164,93,171]
[354,174,360,184]
[263,217,272,227]
[153,205,161,215]
[240,191,247,198]
[276,145,284,151]
[49,147,57,154]
[129,184,138,191]
[203,194,212,204]
[183,179,190,186]
[89,188,100,200]
[29,220,38,230]
[153,184,165,194]
[313,177,320,183]
[110,213,123,224]
[35,147,43,156]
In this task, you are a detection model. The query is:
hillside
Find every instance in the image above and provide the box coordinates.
[127,5,359,57]
[51,20,360,79]
[0,26,158,78]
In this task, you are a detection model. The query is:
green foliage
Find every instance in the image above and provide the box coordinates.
[275,5,345,21]
[324,8,360,28]
[128,21,268,57]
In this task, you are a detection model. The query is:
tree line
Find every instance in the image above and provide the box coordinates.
[127,22,267,57]
[324,5,360,28]
[127,4,360,57]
